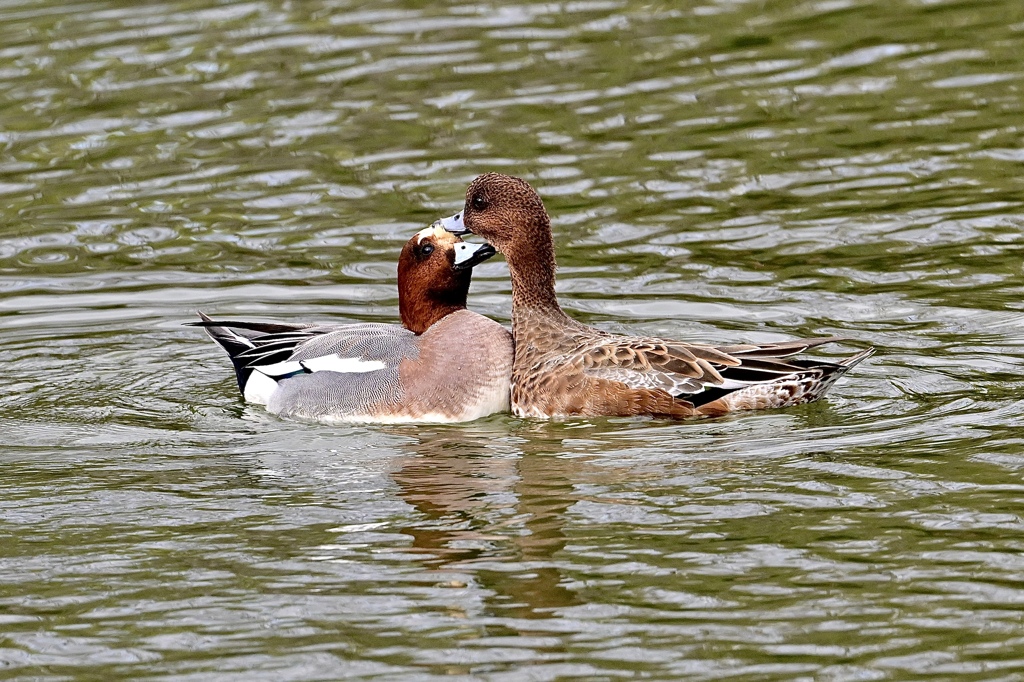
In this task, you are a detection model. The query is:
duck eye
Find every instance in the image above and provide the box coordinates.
[471,194,487,211]
[421,243,434,256]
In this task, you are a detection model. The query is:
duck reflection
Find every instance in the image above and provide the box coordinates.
[389,420,587,619]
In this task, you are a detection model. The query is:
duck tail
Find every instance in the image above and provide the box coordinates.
[800,345,875,398]
[797,345,876,405]
[839,346,875,369]
[694,345,874,416]
[188,311,261,395]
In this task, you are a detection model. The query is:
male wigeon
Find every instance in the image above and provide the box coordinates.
[192,225,513,423]
[436,173,873,419]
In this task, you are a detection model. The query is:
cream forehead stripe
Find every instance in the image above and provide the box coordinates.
[415,224,451,244]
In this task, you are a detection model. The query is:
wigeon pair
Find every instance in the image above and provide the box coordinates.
[197,175,871,423]
[435,173,873,419]
[193,225,513,423]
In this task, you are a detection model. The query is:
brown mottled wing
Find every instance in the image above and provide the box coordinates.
[581,335,847,399]
[578,335,736,396]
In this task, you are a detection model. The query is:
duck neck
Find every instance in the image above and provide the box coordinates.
[506,218,569,328]
[400,288,466,335]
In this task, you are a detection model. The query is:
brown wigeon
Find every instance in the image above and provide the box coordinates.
[436,173,873,419]
[192,225,513,423]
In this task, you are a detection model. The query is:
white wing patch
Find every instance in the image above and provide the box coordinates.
[256,355,386,378]
[300,355,386,374]
[244,354,386,405]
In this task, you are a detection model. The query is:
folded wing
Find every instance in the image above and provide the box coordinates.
[189,312,418,404]
[580,335,855,406]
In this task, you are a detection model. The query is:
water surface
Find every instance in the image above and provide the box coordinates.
[3,0,1024,679]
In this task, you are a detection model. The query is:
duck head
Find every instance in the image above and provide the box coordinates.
[434,173,551,260]
[397,224,495,334]
[435,173,561,312]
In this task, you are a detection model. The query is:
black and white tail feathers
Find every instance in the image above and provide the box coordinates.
[187,311,317,395]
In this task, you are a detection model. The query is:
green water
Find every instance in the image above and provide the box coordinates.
[3,0,1024,679]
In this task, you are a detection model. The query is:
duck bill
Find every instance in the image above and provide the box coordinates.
[433,212,468,236]
[452,241,496,271]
